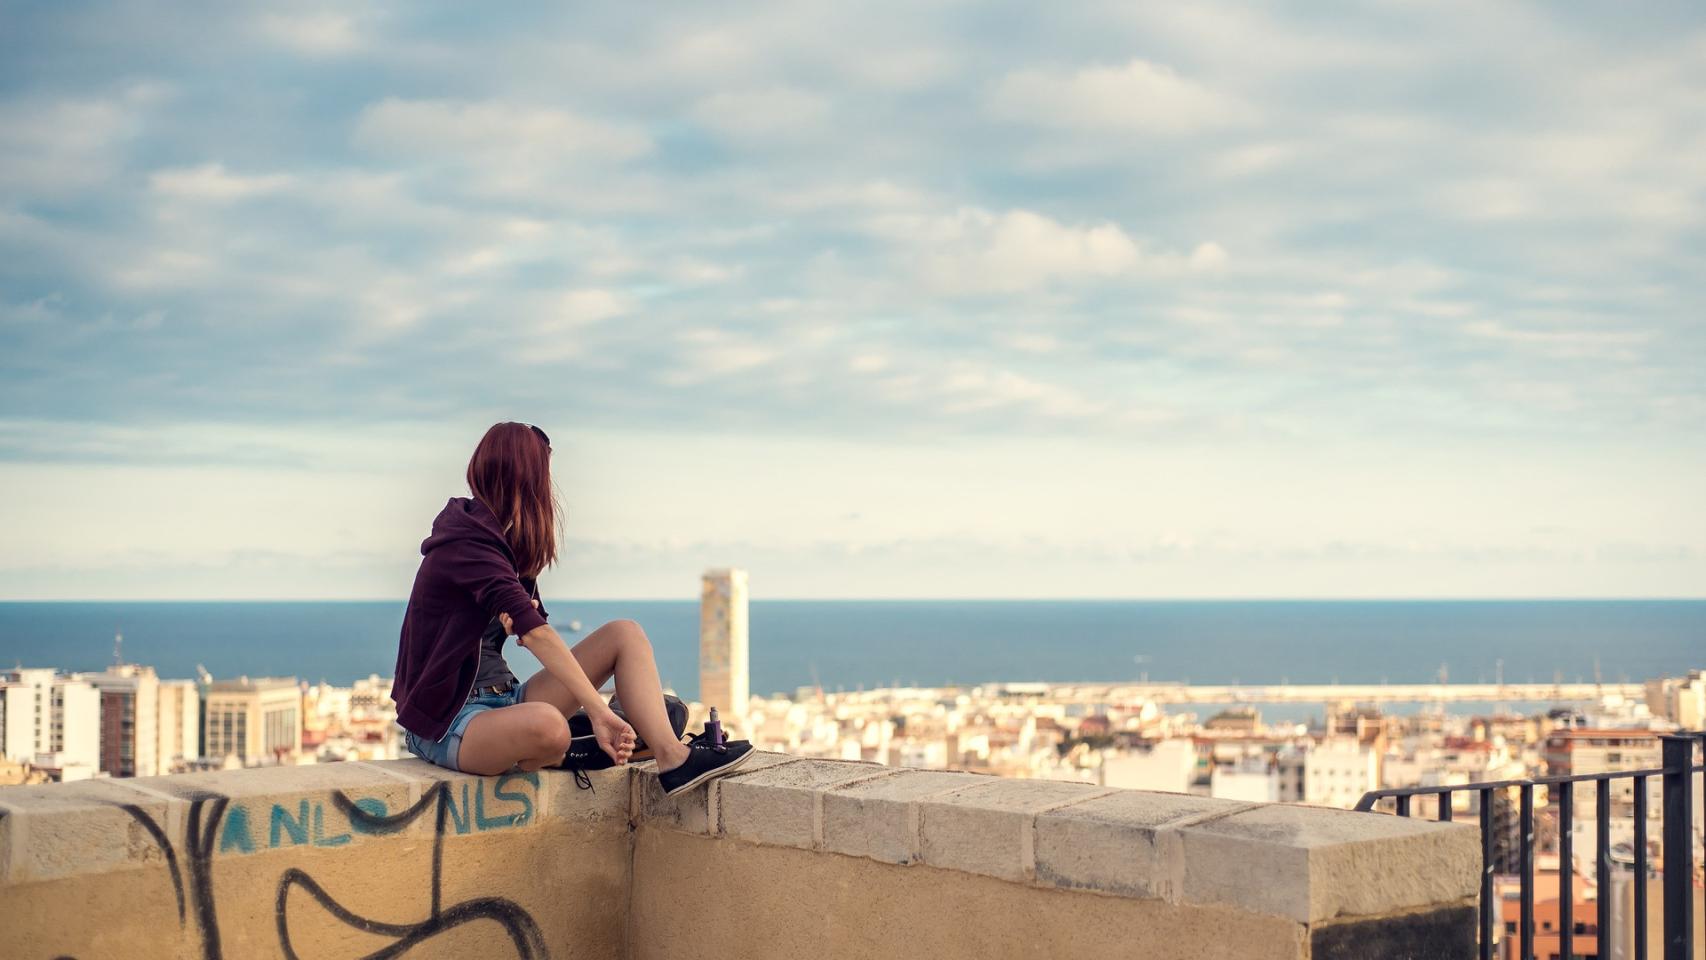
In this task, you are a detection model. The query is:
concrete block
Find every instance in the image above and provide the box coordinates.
[632,751,801,835]
[918,779,1114,882]
[0,778,175,884]
[1178,802,1481,922]
[717,758,893,850]
[527,766,631,824]
[1034,790,1254,899]
[821,769,986,865]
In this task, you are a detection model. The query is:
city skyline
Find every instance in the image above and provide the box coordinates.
[4,3,1704,600]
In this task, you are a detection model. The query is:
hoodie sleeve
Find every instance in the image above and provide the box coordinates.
[441,539,549,637]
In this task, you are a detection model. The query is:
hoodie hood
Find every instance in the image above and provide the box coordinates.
[420,496,512,559]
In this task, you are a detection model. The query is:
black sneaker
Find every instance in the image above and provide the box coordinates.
[659,739,755,796]
[559,694,691,771]
[559,712,615,771]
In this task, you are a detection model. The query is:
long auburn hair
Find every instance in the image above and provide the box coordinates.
[466,422,561,579]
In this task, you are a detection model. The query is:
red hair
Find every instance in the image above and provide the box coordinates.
[466,422,560,579]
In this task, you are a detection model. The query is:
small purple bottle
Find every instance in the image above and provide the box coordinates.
[706,707,726,751]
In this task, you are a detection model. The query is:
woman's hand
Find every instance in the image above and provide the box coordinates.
[590,706,637,765]
[498,599,541,636]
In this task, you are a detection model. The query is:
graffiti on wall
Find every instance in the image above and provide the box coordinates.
[106,772,550,960]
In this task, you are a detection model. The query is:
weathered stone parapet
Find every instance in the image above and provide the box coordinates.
[0,759,630,959]
[629,751,1481,959]
[3,751,1481,959]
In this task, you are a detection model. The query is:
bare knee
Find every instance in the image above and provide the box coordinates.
[608,619,652,654]
[519,703,570,757]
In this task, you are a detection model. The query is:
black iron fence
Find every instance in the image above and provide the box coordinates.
[1357,732,1703,960]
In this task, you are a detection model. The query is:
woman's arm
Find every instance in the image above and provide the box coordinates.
[441,541,550,638]
[510,618,635,764]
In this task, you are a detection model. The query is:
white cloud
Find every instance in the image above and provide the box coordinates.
[936,364,1107,419]
[1188,241,1228,270]
[257,12,363,56]
[1462,321,1651,355]
[558,288,634,325]
[1207,141,1303,178]
[666,258,739,284]
[348,99,662,212]
[692,86,830,141]
[661,329,778,386]
[149,163,295,202]
[1000,332,1061,354]
[871,207,1223,295]
[514,288,637,364]
[848,353,890,373]
[989,59,1244,135]
[0,86,165,195]
[878,207,1137,293]
[109,248,217,291]
[354,98,652,191]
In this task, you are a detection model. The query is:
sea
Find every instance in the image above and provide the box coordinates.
[3,600,1702,722]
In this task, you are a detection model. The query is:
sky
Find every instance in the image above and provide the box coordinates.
[1,2,1703,600]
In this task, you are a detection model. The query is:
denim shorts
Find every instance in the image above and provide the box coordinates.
[403,679,530,772]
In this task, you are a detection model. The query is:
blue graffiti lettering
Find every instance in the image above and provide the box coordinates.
[270,800,309,847]
[492,772,538,828]
[219,804,255,854]
[446,782,472,835]
[312,802,351,847]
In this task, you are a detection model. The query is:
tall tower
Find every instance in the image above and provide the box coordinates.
[699,568,750,724]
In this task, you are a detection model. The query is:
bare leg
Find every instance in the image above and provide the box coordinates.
[523,619,691,771]
[454,701,571,776]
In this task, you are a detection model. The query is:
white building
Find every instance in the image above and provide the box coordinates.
[0,668,101,775]
[1100,739,1197,793]
[1645,670,1706,729]
[1211,758,1281,803]
[157,679,200,772]
[1280,738,1379,809]
[699,568,750,726]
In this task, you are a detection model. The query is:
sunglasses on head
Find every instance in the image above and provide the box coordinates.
[527,424,551,449]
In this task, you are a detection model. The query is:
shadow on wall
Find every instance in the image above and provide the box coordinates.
[102,774,550,960]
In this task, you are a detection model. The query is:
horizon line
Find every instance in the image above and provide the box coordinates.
[2,595,1704,604]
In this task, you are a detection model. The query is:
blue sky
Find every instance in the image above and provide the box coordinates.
[2,2,1702,600]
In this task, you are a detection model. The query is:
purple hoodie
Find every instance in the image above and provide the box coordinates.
[391,496,550,740]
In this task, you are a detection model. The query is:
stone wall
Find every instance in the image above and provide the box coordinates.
[0,760,631,958]
[1,753,1480,959]
[628,754,1479,960]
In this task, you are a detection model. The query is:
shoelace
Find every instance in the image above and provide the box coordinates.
[572,768,593,791]
[687,730,739,752]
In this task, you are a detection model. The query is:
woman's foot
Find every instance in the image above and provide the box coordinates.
[659,739,755,796]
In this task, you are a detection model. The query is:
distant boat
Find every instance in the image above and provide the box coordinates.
[568,619,583,633]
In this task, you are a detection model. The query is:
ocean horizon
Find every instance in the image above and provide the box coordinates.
[5,599,1702,706]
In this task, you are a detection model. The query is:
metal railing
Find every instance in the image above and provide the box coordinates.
[1357,732,1703,960]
